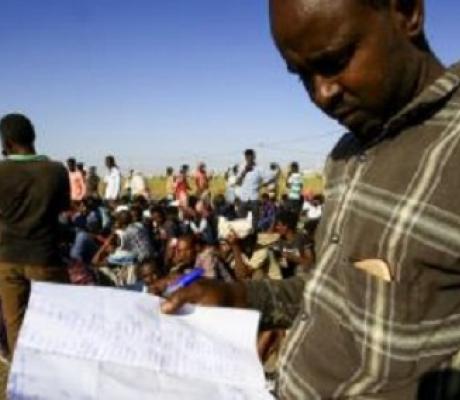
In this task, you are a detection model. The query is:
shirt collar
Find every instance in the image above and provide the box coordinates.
[6,154,48,162]
[354,62,460,150]
[384,62,460,137]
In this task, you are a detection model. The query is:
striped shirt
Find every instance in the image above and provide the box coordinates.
[246,63,460,399]
[287,172,303,200]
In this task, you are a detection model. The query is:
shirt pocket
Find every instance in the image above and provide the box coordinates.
[339,260,420,380]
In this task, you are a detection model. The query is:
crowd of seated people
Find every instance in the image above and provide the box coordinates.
[53,175,322,378]
[59,189,322,288]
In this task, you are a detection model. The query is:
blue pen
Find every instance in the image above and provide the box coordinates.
[163,267,205,297]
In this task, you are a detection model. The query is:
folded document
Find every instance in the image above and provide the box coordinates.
[8,282,273,400]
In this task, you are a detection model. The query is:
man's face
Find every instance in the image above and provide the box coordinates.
[138,264,157,286]
[245,153,255,165]
[275,221,289,238]
[270,0,421,138]
[219,241,231,258]
[175,239,196,265]
[1,137,8,157]
[152,211,165,227]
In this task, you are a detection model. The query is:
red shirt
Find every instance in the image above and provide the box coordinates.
[174,175,189,197]
[194,170,209,192]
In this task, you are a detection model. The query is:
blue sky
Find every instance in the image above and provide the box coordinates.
[1,0,459,174]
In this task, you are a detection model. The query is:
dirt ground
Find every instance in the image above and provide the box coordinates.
[0,362,7,400]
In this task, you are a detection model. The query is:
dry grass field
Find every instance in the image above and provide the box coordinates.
[146,173,324,200]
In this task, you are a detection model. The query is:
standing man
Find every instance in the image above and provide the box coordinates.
[174,164,190,207]
[130,171,149,199]
[103,155,121,202]
[67,157,86,202]
[124,169,135,199]
[194,162,211,200]
[165,167,175,201]
[286,161,303,214]
[161,0,460,398]
[225,165,239,204]
[76,162,87,180]
[0,114,70,356]
[236,149,273,231]
[86,166,101,197]
[266,162,281,200]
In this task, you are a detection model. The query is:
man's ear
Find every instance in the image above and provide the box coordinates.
[390,0,425,40]
[1,138,12,156]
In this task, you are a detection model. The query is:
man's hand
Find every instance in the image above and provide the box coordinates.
[282,249,299,263]
[150,278,248,314]
[226,230,239,247]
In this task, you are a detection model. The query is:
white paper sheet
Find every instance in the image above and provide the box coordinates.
[8,282,273,400]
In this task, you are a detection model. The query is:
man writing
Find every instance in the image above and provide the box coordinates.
[158,0,460,398]
[0,114,70,356]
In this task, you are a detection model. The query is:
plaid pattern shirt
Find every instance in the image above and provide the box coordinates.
[246,63,460,399]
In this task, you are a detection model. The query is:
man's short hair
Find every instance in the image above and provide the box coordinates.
[362,0,388,6]
[276,210,299,231]
[244,149,255,157]
[360,0,427,49]
[0,113,36,146]
[150,205,166,218]
[116,209,132,227]
[177,234,197,249]
[362,0,414,9]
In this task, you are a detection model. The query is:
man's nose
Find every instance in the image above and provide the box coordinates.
[312,75,342,111]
